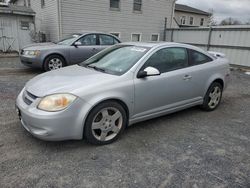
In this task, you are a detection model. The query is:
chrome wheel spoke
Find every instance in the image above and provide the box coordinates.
[92,121,103,130]
[111,111,121,122]
[100,131,108,141]
[101,109,109,118]
[112,126,120,133]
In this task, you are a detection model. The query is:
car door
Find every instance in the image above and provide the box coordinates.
[186,49,215,97]
[133,47,201,118]
[69,34,98,64]
[94,34,120,52]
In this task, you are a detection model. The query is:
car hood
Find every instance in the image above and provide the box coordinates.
[23,42,66,50]
[25,65,117,97]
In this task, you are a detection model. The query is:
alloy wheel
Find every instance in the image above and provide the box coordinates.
[208,86,222,109]
[48,58,63,70]
[91,107,123,141]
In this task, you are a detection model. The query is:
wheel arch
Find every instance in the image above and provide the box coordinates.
[212,78,224,89]
[82,97,130,131]
[204,74,225,96]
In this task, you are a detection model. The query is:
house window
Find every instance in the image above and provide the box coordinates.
[27,0,31,7]
[20,21,29,30]
[41,0,45,8]
[181,16,186,25]
[151,34,159,41]
[200,18,204,26]
[190,17,194,25]
[131,33,141,42]
[23,0,26,6]
[110,0,120,10]
[133,0,142,12]
[110,32,121,38]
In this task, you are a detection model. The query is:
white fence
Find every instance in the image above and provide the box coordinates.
[165,26,250,67]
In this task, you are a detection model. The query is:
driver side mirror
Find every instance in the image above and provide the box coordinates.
[137,67,161,78]
[73,41,82,47]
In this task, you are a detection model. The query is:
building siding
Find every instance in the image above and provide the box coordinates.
[13,0,60,42]
[60,0,175,41]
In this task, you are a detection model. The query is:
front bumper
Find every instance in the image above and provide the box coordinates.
[16,89,91,141]
[20,55,43,69]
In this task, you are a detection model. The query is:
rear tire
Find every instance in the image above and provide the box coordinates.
[84,101,127,145]
[44,55,66,71]
[201,82,223,111]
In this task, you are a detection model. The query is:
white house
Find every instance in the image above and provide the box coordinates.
[173,4,210,28]
[10,0,176,42]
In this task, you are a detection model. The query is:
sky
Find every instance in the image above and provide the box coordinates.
[177,0,250,23]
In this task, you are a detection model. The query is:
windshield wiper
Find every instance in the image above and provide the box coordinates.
[87,65,106,73]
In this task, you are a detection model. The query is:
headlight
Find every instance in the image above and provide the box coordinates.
[38,94,77,112]
[24,50,40,57]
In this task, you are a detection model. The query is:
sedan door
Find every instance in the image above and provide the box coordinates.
[94,34,120,52]
[133,47,201,119]
[69,34,98,64]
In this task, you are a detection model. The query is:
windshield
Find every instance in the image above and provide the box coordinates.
[79,45,150,75]
[57,34,81,45]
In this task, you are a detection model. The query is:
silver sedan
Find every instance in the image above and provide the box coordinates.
[19,32,121,71]
[16,42,230,145]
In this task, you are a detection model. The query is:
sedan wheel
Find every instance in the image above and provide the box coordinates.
[84,101,127,145]
[201,82,223,111]
[48,58,63,70]
[44,55,66,71]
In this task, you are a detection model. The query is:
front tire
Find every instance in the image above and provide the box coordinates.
[84,101,127,145]
[44,55,66,71]
[201,82,223,111]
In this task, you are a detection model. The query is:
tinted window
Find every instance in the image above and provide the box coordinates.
[133,0,142,11]
[142,48,188,73]
[99,35,119,45]
[189,49,213,66]
[78,34,97,45]
[110,0,120,9]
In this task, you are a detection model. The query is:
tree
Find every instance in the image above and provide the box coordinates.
[208,9,217,26]
[220,17,242,25]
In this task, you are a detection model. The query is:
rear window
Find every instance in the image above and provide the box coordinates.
[188,49,213,66]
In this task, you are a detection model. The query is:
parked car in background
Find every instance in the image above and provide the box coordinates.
[20,32,121,71]
[16,42,230,145]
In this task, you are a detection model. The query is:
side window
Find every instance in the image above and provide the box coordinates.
[188,49,213,66]
[78,34,97,46]
[142,48,188,73]
[99,35,117,45]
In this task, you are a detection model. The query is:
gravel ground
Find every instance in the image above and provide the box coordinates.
[0,58,250,188]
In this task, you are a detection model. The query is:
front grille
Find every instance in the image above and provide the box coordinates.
[23,90,38,105]
[26,91,37,100]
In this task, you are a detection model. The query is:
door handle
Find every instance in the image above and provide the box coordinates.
[183,75,192,80]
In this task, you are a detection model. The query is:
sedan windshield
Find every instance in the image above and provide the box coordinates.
[57,34,81,45]
[79,45,150,75]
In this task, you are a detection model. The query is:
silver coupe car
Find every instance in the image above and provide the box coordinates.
[16,42,230,145]
[20,32,121,71]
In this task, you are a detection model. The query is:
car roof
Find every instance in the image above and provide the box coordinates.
[119,42,214,59]
[121,42,197,49]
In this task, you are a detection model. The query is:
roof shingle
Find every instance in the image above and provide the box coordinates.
[175,4,210,16]
[0,4,35,16]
